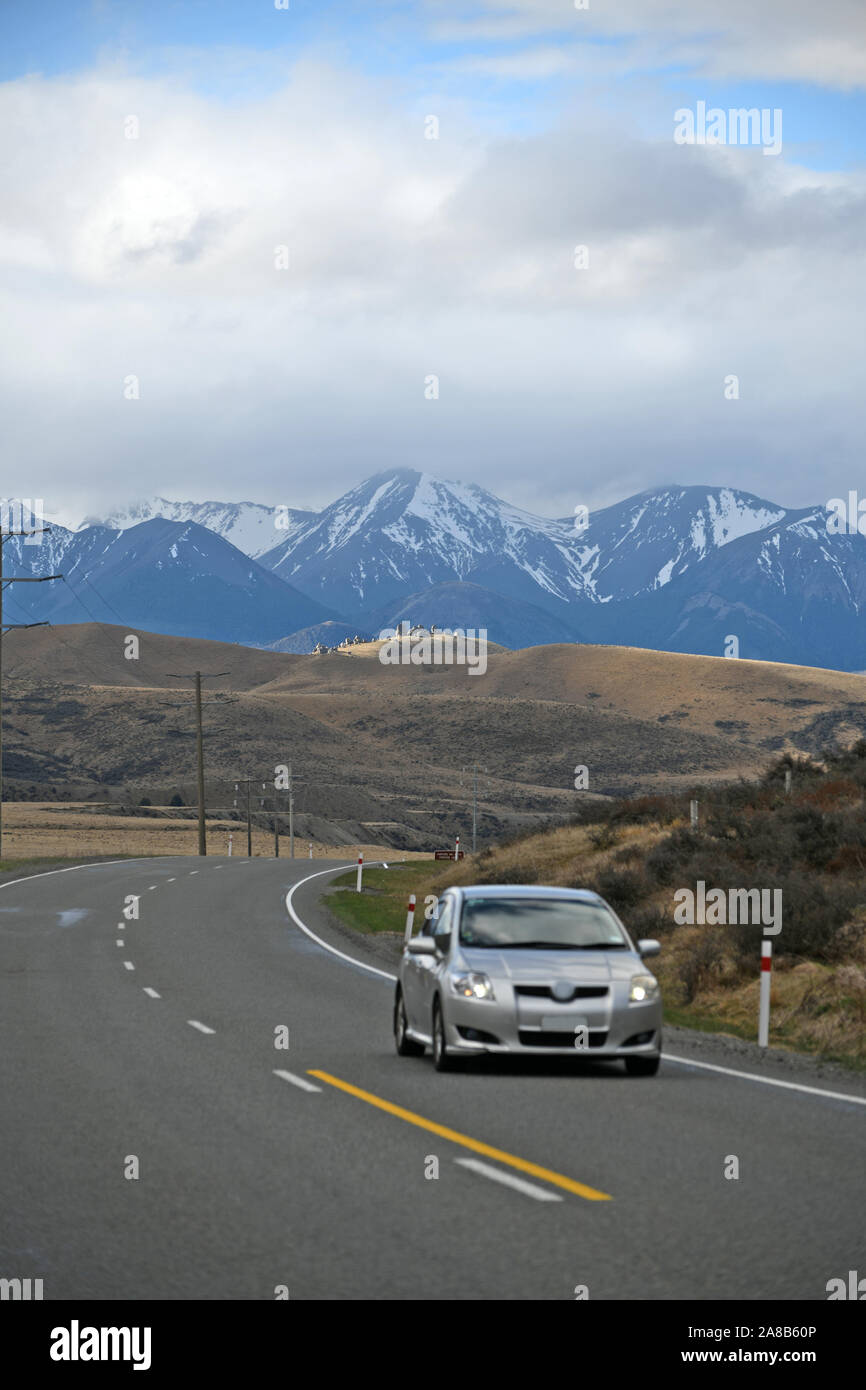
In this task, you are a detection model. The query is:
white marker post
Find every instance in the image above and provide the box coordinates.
[308,842,313,859]
[454,835,460,862]
[758,940,772,1047]
[690,799,699,831]
[228,833,233,857]
[356,854,364,893]
[404,893,416,943]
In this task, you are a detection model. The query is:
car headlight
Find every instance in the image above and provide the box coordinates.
[629,974,659,1002]
[450,971,495,1000]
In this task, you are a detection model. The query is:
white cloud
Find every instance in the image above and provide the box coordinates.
[425,0,866,89]
[0,57,864,523]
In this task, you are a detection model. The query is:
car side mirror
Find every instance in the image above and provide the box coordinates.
[407,936,437,956]
[637,939,660,958]
[433,932,451,954]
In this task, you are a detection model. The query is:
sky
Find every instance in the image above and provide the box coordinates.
[1,0,865,525]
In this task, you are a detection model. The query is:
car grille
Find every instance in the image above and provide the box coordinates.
[518,1030,609,1048]
[514,985,609,1000]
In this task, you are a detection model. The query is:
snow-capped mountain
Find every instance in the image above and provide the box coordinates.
[10,474,866,669]
[256,471,798,620]
[7,518,333,645]
[617,505,866,668]
[257,468,592,615]
[572,486,792,602]
[80,498,316,560]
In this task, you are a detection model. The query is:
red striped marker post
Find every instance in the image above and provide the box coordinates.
[454,835,460,862]
[404,893,416,943]
[758,939,772,1047]
[356,853,364,893]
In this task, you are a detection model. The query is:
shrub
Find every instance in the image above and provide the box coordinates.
[645,827,694,885]
[730,872,860,967]
[592,866,645,912]
[622,903,673,939]
[677,930,725,1004]
[587,823,619,851]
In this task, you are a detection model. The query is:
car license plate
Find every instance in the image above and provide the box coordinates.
[541,1014,588,1031]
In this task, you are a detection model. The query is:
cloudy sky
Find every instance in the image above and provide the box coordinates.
[1,0,864,525]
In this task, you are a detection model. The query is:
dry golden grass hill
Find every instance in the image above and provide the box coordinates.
[4,624,866,848]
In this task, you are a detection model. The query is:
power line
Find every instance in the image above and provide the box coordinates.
[78,570,131,628]
[60,574,111,628]
[0,525,62,859]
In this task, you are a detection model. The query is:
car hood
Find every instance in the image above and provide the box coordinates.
[456,946,642,982]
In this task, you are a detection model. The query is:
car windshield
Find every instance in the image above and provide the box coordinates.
[459,897,629,949]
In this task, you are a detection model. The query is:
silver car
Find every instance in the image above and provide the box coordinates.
[394,885,662,1075]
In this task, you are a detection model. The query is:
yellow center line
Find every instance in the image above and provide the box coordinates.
[308,1070,612,1202]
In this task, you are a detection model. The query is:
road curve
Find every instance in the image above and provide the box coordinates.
[0,855,863,1300]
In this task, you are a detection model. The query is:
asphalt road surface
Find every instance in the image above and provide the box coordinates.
[0,855,863,1301]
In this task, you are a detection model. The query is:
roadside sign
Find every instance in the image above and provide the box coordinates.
[434,849,464,860]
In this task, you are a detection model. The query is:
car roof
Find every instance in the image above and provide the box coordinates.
[449,884,603,902]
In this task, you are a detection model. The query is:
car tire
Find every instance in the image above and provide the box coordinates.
[394,988,424,1057]
[432,998,457,1072]
[624,1054,660,1077]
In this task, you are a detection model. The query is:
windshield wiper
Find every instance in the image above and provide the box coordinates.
[492,941,596,950]
[499,940,627,950]
[574,941,628,950]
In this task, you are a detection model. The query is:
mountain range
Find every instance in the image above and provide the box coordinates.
[7,471,863,670]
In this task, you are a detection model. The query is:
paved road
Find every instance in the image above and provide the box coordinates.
[0,855,863,1300]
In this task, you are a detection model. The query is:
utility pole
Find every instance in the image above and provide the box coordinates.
[461,763,489,854]
[0,520,62,860]
[165,670,230,856]
[233,776,270,858]
[288,762,295,859]
[280,763,306,859]
[232,778,253,857]
[195,673,206,856]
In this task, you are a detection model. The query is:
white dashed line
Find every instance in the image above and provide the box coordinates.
[143,987,161,999]
[166,878,176,883]
[455,1157,563,1202]
[116,922,124,929]
[274,1069,321,1093]
[116,939,124,947]
[188,1020,215,1035]
[148,885,157,890]
[189,871,199,876]
[123,961,135,971]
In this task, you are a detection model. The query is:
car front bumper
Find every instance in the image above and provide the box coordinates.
[441,993,663,1058]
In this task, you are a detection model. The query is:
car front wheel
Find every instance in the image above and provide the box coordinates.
[432,998,457,1072]
[394,988,424,1057]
